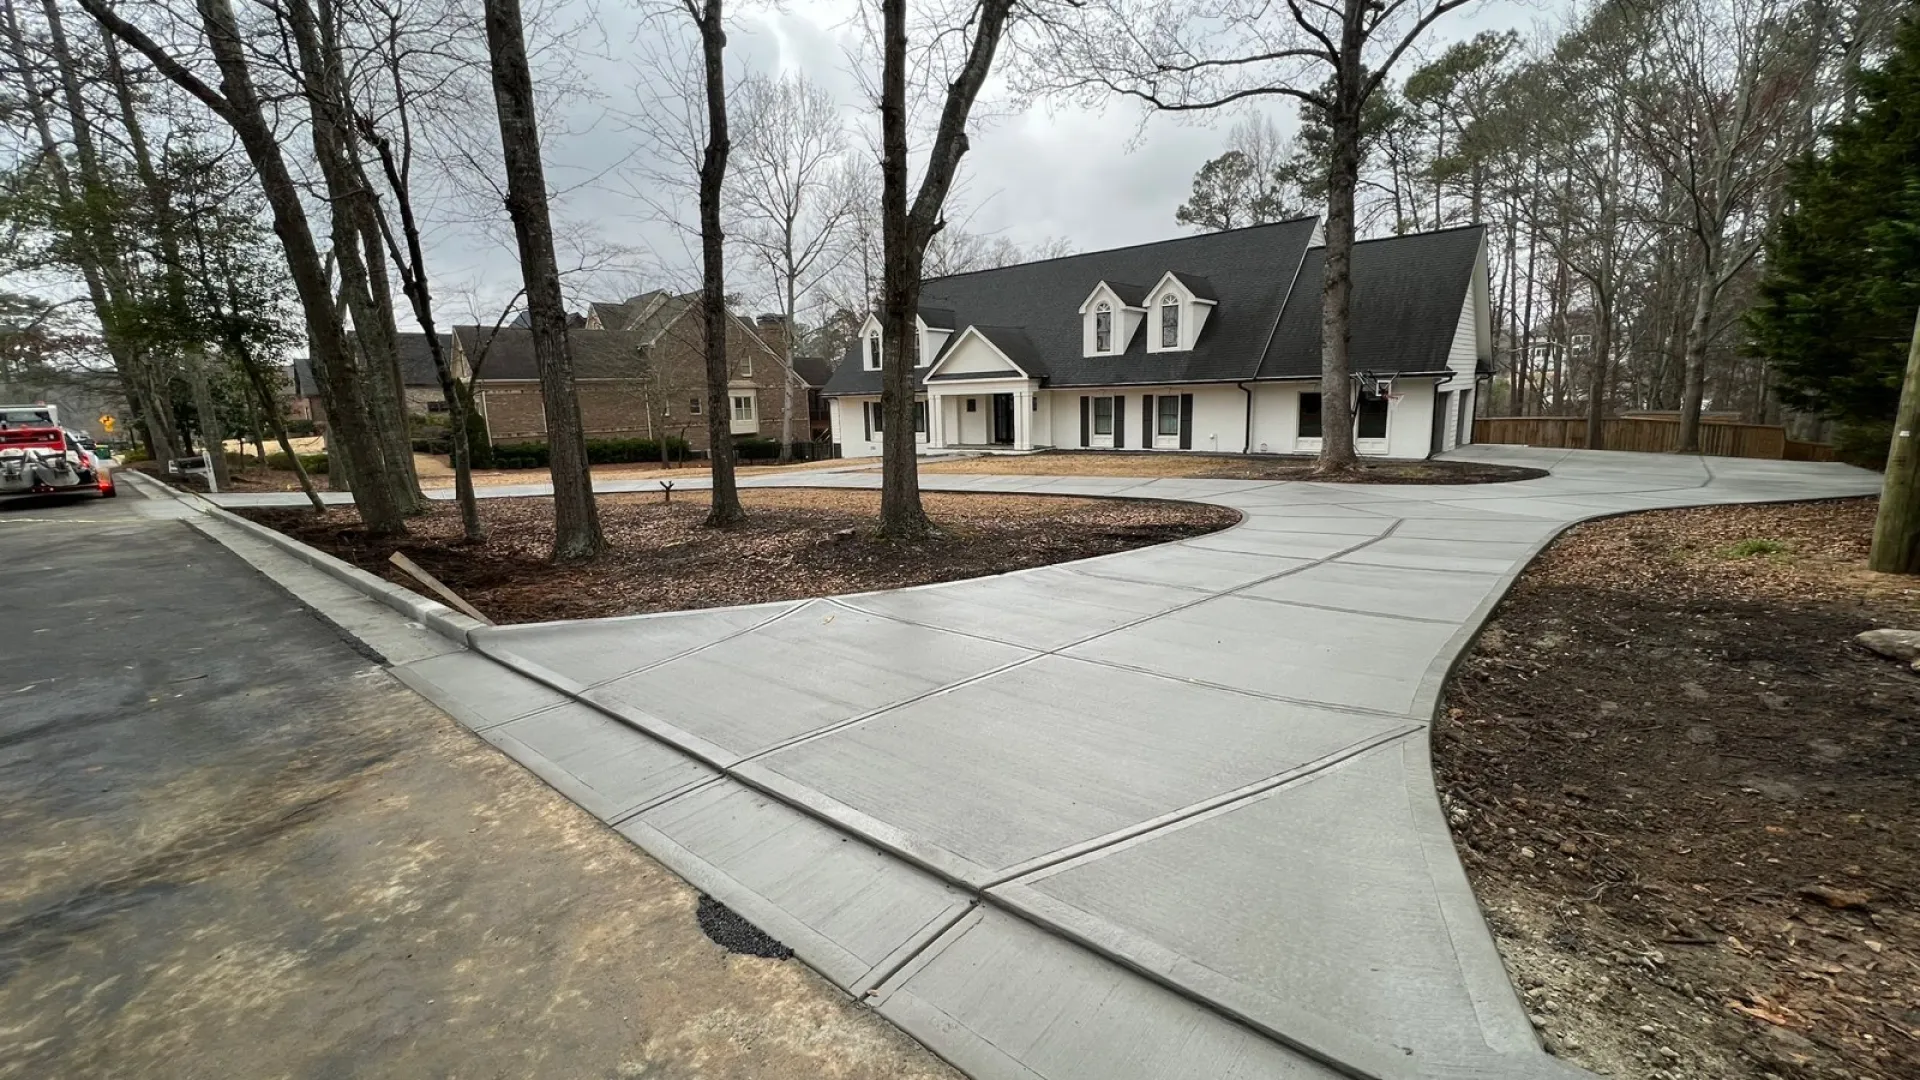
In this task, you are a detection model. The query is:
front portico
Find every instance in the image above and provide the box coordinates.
[923,325,1051,452]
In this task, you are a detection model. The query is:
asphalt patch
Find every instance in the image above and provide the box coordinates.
[695,896,792,960]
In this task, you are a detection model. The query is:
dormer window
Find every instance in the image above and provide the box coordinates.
[1160,294,1179,348]
[1094,303,1112,352]
[866,331,880,371]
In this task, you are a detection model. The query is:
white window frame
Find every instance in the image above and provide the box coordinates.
[688,396,702,416]
[730,393,758,434]
[865,332,881,371]
[1155,394,1182,449]
[1094,302,1113,353]
[1091,395,1116,447]
[1159,294,1179,348]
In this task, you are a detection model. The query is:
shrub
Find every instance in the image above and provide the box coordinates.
[283,417,318,437]
[488,436,692,470]
[1724,538,1790,559]
[1833,420,1892,471]
[732,436,782,461]
[267,450,329,475]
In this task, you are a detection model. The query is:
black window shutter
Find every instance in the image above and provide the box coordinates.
[1141,394,1155,446]
[1080,396,1090,447]
[862,400,871,441]
[1114,395,1126,449]
[1179,394,1194,450]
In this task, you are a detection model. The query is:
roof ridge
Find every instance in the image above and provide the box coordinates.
[921,215,1320,285]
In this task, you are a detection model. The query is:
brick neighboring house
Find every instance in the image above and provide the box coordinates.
[291,334,451,425]
[455,293,805,450]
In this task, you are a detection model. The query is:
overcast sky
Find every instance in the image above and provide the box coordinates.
[423,0,1568,325]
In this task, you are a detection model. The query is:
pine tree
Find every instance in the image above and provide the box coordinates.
[1750,16,1920,458]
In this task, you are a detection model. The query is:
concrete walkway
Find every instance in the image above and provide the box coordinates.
[315,448,1874,1080]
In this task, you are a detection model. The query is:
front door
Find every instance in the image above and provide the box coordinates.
[991,393,1015,445]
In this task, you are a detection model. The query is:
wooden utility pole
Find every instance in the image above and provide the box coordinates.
[1869,306,1920,574]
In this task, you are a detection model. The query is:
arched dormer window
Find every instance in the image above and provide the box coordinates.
[1160,293,1179,348]
[866,331,881,370]
[1094,302,1112,352]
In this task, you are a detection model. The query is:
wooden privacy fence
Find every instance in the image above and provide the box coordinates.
[1473,415,1838,462]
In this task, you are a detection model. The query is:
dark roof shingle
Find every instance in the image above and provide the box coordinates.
[453,326,651,380]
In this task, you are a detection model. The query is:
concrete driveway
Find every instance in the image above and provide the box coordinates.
[307,447,1878,1079]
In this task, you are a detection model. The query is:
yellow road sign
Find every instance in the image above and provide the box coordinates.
[100,415,115,432]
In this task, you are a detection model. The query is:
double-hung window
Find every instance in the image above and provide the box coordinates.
[1094,302,1112,352]
[1159,294,1179,348]
[1156,394,1181,437]
[1092,395,1115,436]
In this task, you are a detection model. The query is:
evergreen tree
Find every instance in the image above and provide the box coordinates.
[1750,16,1920,448]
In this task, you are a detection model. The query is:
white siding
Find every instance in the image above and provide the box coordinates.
[830,396,926,457]
[1385,379,1436,458]
[1249,379,1441,459]
[934,334,1024,376]
[1046,386,1246,452]
[1446,290,1480,383]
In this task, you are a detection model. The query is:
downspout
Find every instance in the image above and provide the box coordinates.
[1237,381,1255,453]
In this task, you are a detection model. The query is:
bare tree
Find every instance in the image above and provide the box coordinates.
[681,0,743,526]
[875,0,1020,537]
[1627,0,1820,450]
[83,0,416,535]
[483,0,605,558]
[731,73,855,462]
[1035,0,1478,473]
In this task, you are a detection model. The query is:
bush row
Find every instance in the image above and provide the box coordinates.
[487,436,696,470]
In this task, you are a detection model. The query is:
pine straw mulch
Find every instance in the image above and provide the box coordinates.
[918,450,1545,483]
[242,488,1238,624]
[1434,498,1920,1080]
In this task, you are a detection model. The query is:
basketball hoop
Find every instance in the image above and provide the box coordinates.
[1354,371,1400,401]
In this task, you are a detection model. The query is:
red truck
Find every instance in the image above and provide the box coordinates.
[0,409,116,500]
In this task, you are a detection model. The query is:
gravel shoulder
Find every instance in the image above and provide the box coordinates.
[1435,498,1920,1080]
[241,487,1238,623]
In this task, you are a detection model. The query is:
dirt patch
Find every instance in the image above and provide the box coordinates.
[920,449,1544,483]
[1434,498,1920,1079]
[240,488,1237,624]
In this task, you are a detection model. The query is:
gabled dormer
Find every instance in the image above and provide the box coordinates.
[859,308,951,369]
[1078,281,1147,358]
[1145,271,1218,353]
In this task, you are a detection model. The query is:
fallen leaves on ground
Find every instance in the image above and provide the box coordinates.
[244,488,1238,624]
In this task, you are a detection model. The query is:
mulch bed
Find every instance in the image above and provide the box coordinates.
[1434,498,1920,1079]
[241,488,1238,624]
[921,450,1546,484]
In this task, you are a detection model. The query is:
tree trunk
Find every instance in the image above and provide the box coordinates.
[1675,254,1717,453]
[82,0,409,535]
[1315,73,1364,472]
[483,0,605,559]
[233,338,325,512]
[1869,306,1920,574]
[877,0,928,538]
[690,0,744,527]
[186,347,231,487]
[779,277,796,463]
[1585,294,1611,451]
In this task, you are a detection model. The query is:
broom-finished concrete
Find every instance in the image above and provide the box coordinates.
[371,447,1880,1080]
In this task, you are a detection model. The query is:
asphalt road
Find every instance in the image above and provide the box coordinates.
[0,481,956,1080]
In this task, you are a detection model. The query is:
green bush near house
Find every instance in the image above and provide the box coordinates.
[283,418,318,437]
[733,436,782,461]
[489,436,694,470]
[266,450,329,475]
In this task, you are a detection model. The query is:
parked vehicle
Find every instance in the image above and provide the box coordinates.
[0,403,59,428]
[0,421,115,500]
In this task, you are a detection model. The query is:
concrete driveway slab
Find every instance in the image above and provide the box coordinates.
[360,447,1882,1080]
[483,702,716,821]
[996,740,1537,1079]
[743,654,1414,882]
[1066,543,1311,591]
[392,649,572,731]
[836,567,1201,651]
[873,907,1345,1080]
[471,602,802,691]
[1241,560,1501,623]
[583,600,1034,762]
[1063,593,1458,715]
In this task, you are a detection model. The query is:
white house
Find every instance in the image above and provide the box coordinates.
[821,217,1492,460]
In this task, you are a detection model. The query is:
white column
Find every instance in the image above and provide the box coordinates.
[1014,389,1032,450]
[927,392,943,448]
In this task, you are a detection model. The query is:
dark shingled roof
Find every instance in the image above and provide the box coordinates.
[308,333,450,390]
[1166,271,1218,302]
[788,354,833,388]
[1256,225,1484,380]
[821,218,1483,397]
[1103,281,1149,307]
[918,306,957,330]
[452,325,650,380]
